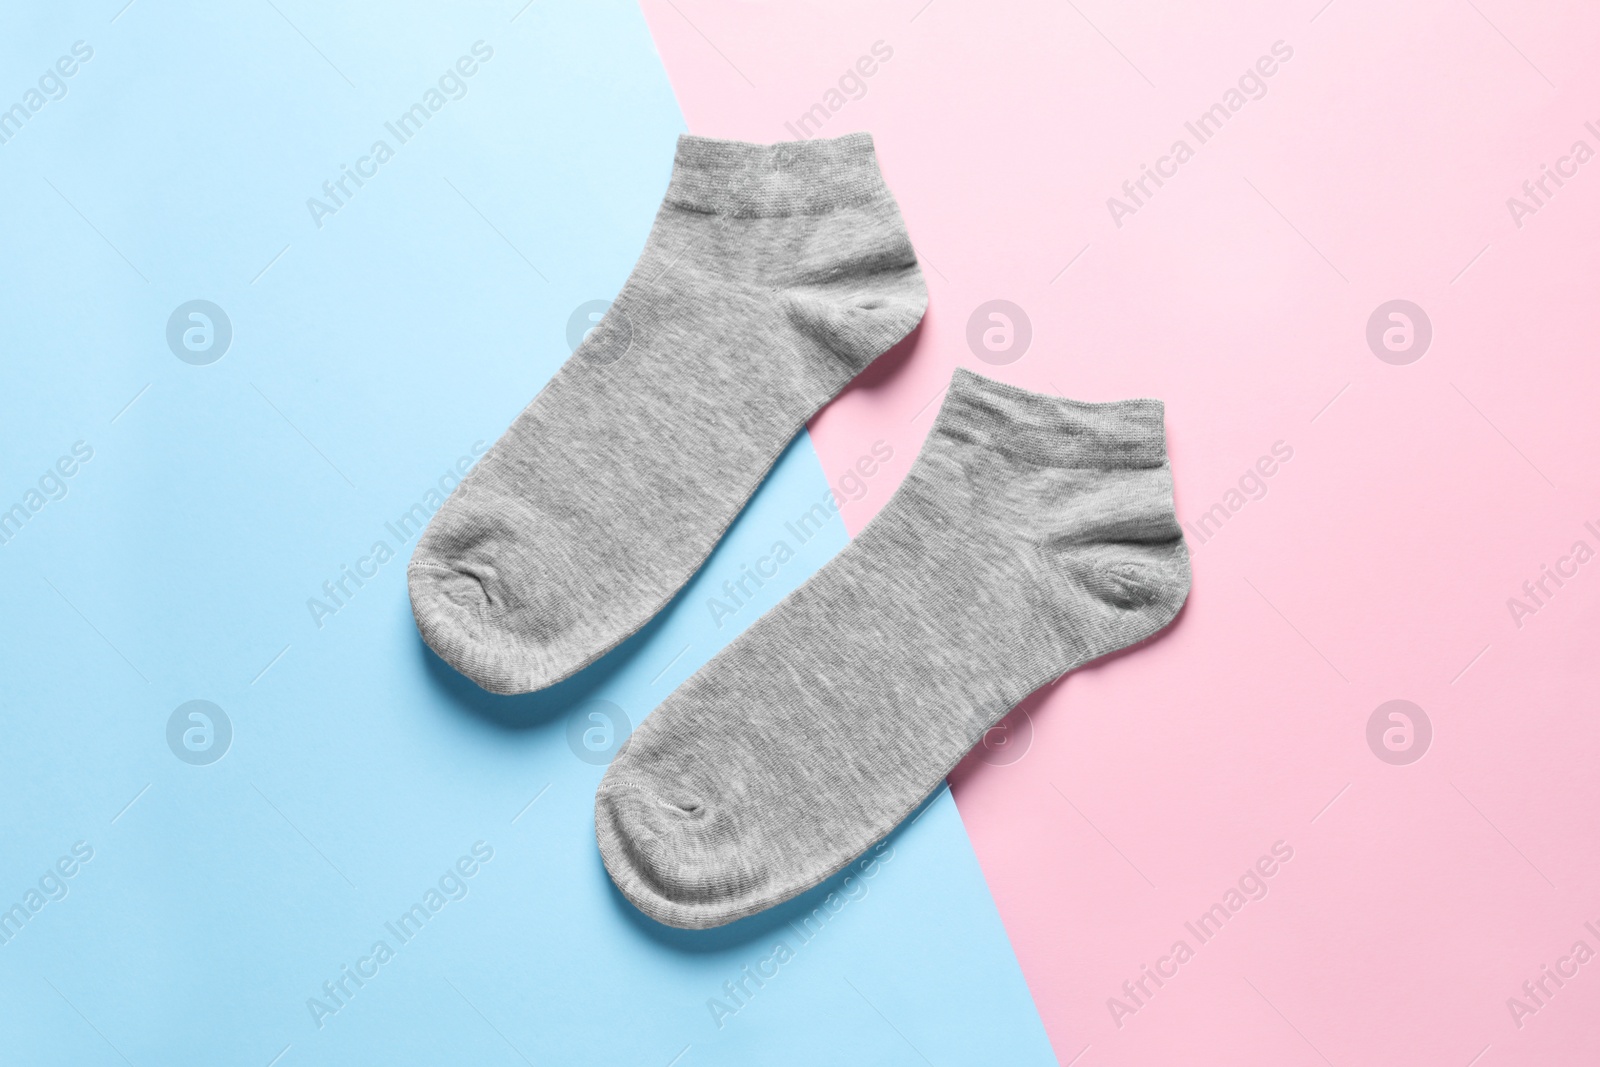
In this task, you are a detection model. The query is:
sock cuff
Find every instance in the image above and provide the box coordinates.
[934,368,1169,468]
[665,132,890,217]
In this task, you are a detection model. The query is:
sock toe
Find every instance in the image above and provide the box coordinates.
[594,775,768,929]
[407,559,553,695]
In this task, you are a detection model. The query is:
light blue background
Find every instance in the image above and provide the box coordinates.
[0,2,1056,1063]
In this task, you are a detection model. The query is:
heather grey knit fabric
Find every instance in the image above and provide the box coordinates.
[596,369,1191,928]
[408,133,926,694]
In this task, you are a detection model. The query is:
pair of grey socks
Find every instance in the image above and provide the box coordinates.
[409,133,1190,929]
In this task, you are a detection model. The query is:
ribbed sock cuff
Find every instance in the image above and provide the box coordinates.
[935,368,1169,468]
[664,132,889,217]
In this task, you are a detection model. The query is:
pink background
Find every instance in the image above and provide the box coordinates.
[642,1,1600,1063]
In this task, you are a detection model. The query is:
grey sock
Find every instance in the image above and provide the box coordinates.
[408,133,926,694]
[595,368,1191,928]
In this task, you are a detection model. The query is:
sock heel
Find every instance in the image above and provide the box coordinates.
[781,194,928,373]
[1035,469,1191,661]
